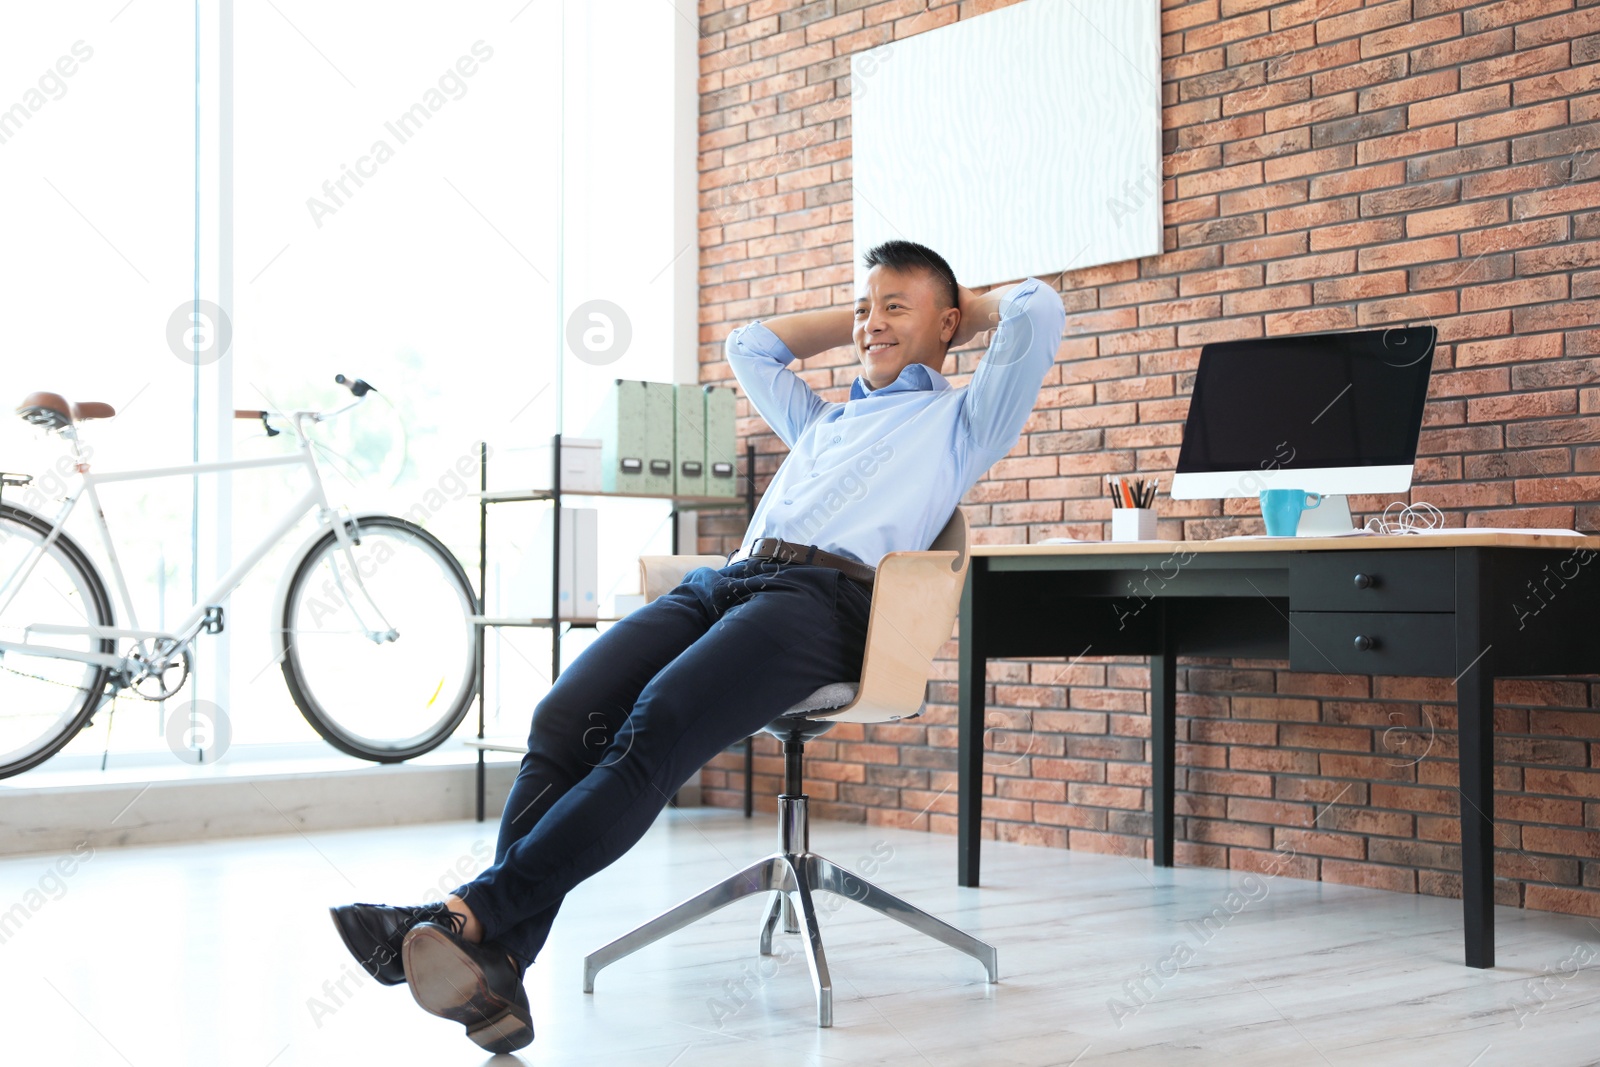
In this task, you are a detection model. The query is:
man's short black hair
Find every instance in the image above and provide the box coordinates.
[862,240,959,310]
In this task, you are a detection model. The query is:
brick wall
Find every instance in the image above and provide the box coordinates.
[694,0,1600,920]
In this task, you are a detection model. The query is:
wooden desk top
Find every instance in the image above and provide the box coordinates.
[973,530,1600,557]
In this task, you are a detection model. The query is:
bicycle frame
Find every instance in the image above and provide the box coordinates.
[0,405,395,675]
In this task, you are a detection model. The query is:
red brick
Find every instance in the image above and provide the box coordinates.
[1410,83,1510,128]
[1186,12,1270,53]
[1414,29,1515,75]
[1318,857,1420,895]
[1264,249,1357,282]
[1312,271,1406,302]
[1311,218,1405,251]
[1261,316,1359,350]
[1524,826,1600,859]
[1525,886,1600,918]
[1355,124,1460,165]
[1462,275,1570,312]
[1516,62,1600,106]
[1316,0,1411,44]
[1468,388,1578,421]
[1408,199,1512,237]
[1462,44,1568,94]
[1363,13,1464,60]
[1515,6,1600,49]
[1510,239,1600,275]
[1466,0,1572,35]
[1066,783,1145,809]
[1459,100,1570,144]
[1356,234,1462,271]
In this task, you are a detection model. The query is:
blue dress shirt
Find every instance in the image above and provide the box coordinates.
[724,276,1067,565]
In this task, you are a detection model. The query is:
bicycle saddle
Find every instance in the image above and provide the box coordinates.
[16,391,116,431]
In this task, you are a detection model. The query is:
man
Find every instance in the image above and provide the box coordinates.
[328,239,1066,1053]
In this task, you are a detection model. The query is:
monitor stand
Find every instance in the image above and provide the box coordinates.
[1298,494,1356,536]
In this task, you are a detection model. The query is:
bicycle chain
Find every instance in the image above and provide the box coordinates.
[0,659,174,702]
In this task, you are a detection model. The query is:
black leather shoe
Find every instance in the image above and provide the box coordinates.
[402,921,533,1054]
[328,901,464,986]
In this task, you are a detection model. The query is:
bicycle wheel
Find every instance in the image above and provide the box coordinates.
[0,503,114,779]
[278,515,478,762]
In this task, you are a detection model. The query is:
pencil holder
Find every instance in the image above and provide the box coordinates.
[1111,507,1157,542]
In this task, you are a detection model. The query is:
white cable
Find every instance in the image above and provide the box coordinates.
[1364,500,1445,535]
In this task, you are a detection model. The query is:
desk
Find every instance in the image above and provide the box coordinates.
[956,531,1600,968]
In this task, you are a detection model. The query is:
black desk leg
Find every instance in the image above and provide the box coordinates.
[1457,548,1494,968]
[1150,629,1177,867]
[1458,660,1496,968]
[958,564,983,888]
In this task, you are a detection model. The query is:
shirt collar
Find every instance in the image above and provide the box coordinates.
[848,361,951,401]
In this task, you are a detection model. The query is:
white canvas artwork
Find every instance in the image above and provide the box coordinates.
[851,0,1163,292]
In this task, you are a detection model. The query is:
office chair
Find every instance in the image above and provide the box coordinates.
[582,510,997,1026]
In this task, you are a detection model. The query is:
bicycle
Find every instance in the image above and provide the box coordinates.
[0,375,480,779]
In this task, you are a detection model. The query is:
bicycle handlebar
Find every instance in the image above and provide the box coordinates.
[334,374,377,397]
[233,377,376,441]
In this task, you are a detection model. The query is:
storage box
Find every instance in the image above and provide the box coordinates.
[589,380,675,495]
[643,381,676,495]
[704,385,738,498]
[673,383,706,497]
[488,438,601,493]
[535,437,601,492]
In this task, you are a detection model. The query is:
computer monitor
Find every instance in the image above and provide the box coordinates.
[1170,325,1437,535]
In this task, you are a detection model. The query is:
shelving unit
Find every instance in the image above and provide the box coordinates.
[470,432,759,821]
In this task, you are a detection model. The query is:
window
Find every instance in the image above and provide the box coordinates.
[1,0,693,772]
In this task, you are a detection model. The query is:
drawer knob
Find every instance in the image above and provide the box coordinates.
[1353,572,1375,589]
[1353,634,1376,652]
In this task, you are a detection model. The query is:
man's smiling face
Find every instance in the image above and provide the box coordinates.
[853,264,960,392]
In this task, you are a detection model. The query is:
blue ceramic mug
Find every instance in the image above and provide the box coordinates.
[1260,488,1321,536]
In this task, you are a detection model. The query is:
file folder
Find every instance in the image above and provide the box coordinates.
[673,383,707,497]
[590,380,652,493]
[642,381,677,496]
[704,384,738,498]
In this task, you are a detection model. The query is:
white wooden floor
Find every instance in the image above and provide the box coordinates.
[2,807,1598,1066]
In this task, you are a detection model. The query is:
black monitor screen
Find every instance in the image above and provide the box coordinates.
[1175,326,1437,473]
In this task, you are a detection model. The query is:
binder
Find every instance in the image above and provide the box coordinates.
[673,383,706,497]
[704,384,738,498]
[590,380,652,493]
[643,381,677,495]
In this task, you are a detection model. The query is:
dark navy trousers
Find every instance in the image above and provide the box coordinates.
[451,556,873,970]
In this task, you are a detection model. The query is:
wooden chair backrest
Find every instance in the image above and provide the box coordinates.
[637,509,969,724]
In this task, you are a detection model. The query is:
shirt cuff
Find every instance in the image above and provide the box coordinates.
[728,320,800,365]
[998,277,1047,319]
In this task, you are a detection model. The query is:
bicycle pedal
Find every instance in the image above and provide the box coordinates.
[203,605,225,635]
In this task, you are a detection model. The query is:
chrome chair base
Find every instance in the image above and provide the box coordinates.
[582,794,998,1028]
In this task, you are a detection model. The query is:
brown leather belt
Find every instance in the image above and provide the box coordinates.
[729,538,876,587]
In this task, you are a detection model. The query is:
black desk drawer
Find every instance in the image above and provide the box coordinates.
[1290,551,1454,612]
[1289,611,1456,676]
